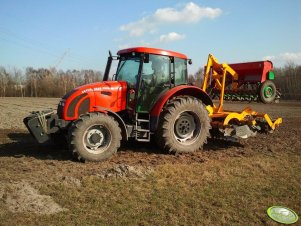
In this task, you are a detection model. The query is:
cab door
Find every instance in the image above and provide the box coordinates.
[115,54,142,113]
[137,54,171,112]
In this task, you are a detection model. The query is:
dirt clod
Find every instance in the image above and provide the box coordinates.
[3,181,68,215]
[61,176,82,187]
[97,164,154,179]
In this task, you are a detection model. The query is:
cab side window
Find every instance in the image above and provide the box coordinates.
[174,58,187,85]
[143,54,170,86]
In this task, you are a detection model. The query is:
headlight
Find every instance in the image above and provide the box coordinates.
[59,99,66,107]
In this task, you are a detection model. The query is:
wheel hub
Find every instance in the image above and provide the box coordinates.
[90,133,101,143]
[86,129,104,148]
[264,86,273,98]
[174,113,196,141]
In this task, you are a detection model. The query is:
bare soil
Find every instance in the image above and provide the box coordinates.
[1,97,299,166]
[0,97,58,130]
[0,97,300,225]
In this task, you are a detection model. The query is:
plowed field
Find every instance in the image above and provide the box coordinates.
[0,97,300,225]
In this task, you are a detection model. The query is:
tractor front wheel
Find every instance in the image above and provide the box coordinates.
[259,80,276,104]
[156,96,211,153]
[69,113,121,162]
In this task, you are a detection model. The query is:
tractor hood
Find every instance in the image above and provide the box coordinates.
[58,81,128,120]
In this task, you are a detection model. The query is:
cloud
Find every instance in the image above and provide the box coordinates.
[159,32,185,43]
[263,52,301,66]
[120,2,222,37]
[120,18,156,37]
[280,52,301,62]
[154,2,222,23]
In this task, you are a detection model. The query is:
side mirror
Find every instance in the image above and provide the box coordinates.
[188,59,192,65]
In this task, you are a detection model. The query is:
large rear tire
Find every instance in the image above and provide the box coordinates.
[156,96,211,153]
[259,80,276,104]
[69,113,121,162]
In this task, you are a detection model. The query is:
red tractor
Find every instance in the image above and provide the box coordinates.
[24,47,282,162]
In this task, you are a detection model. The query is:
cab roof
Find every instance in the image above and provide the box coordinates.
[117,47,188,60]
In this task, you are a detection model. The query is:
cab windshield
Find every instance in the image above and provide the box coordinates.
[116,55,141,87]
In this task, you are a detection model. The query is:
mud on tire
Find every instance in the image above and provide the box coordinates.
[156,96,211,153]
[69,113,121,162]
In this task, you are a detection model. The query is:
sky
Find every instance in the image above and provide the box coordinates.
[0,0,300,74]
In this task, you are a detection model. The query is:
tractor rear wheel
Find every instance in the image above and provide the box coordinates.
[156,96,211,153]
[69,113,121,162]
[259,80,276,104]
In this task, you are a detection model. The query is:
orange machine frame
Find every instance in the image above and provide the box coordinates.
[202,54,282,130]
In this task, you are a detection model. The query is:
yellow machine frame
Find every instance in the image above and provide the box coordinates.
[202,54,282,131]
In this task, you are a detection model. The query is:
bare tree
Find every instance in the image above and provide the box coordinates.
[274,62,301,100]
[193,67,204,87]
[12,67,25,97]
[0,67,9,97]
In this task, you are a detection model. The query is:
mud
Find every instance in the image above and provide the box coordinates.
[97,164,154,179]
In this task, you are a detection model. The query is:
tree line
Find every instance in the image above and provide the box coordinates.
[0,64,300,100]
[273,63,301,100]
[0,67,102,97]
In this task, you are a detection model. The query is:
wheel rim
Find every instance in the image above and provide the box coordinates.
[83,124,111,154]
[264,86,274,98]
[174,112,201,144]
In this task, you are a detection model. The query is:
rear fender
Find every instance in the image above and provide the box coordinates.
[150,85,213,131]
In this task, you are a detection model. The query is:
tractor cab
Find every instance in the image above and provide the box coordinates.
[105,47,189,112]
